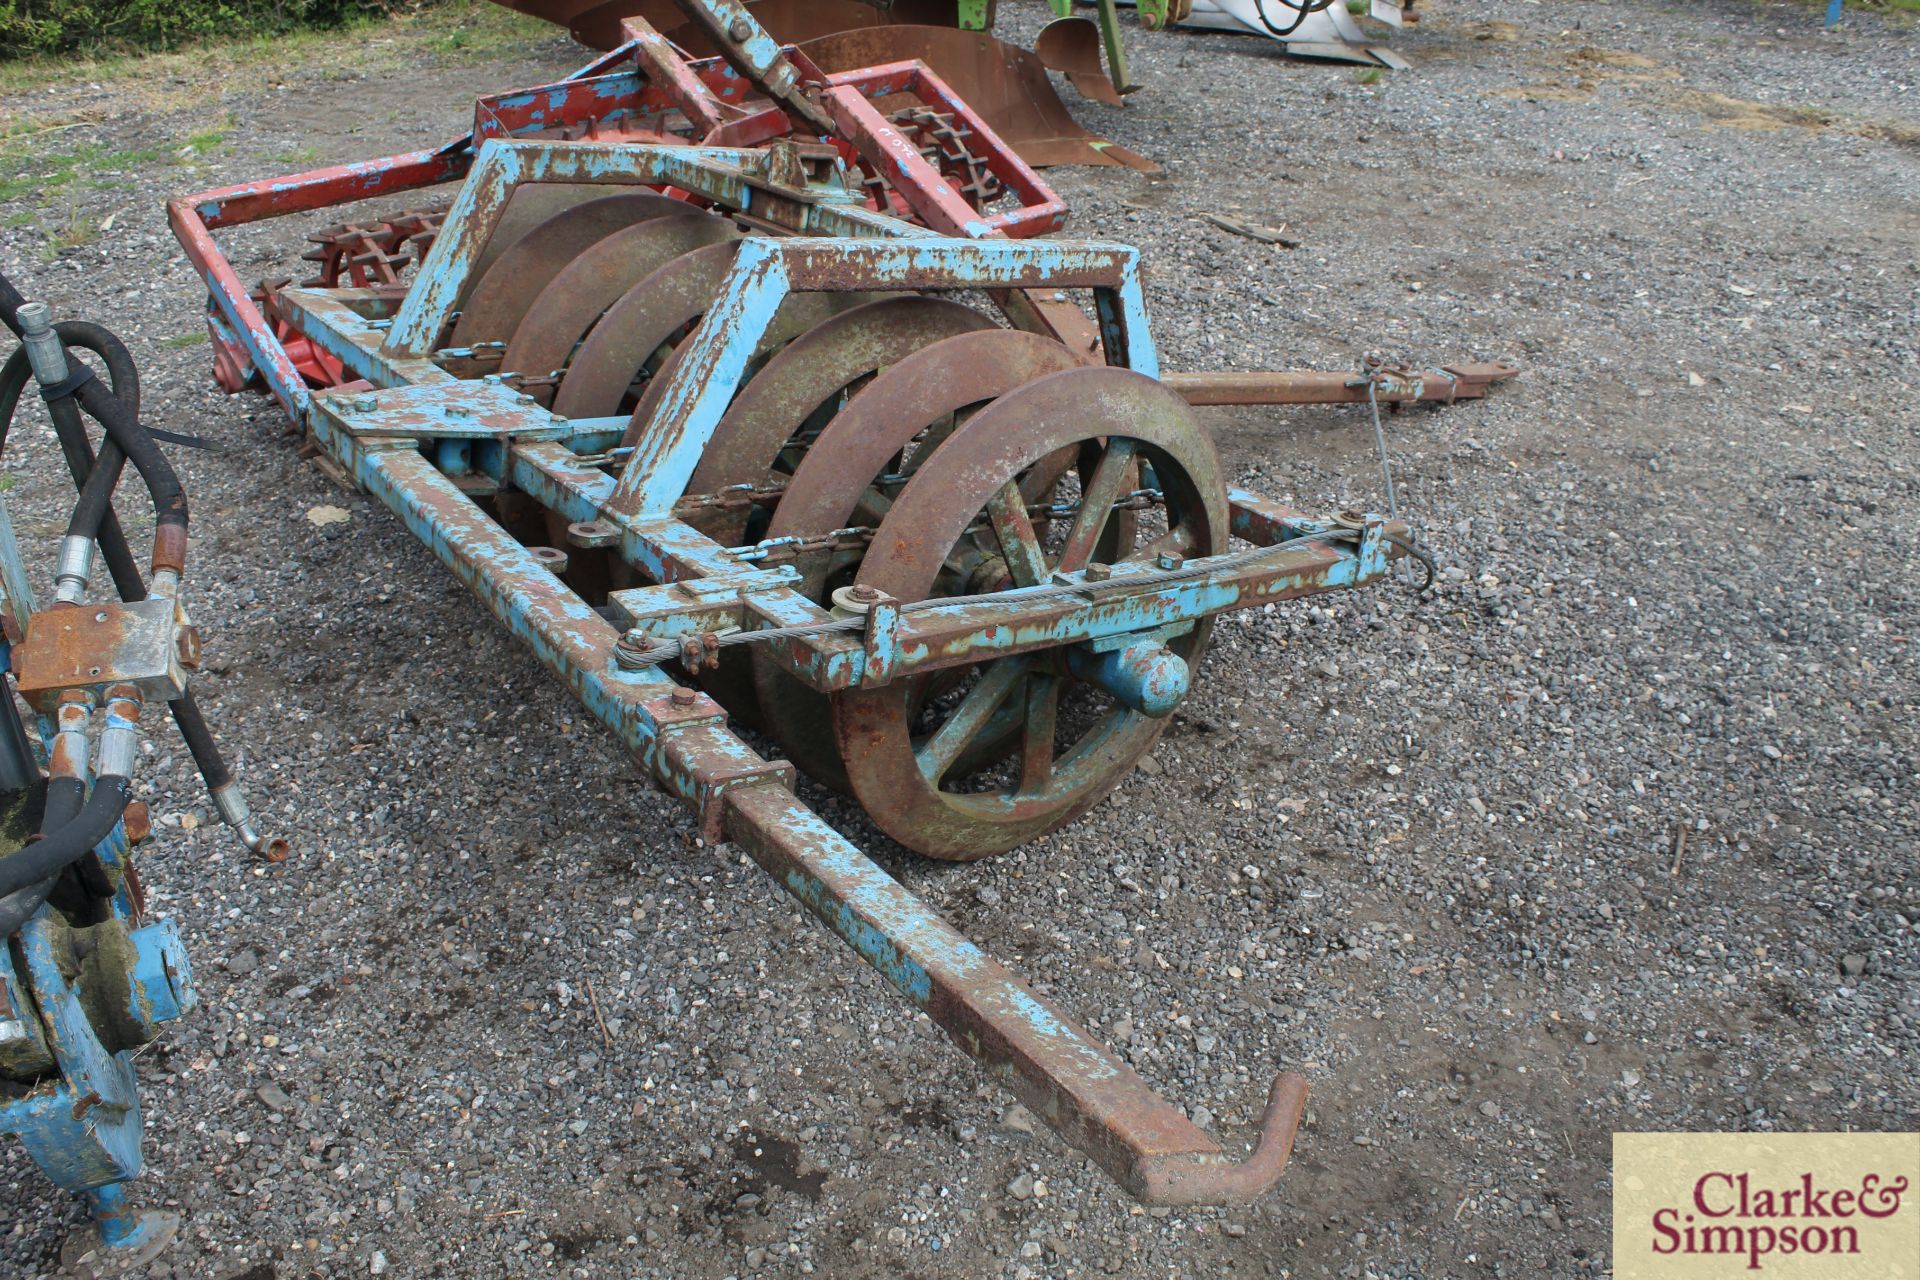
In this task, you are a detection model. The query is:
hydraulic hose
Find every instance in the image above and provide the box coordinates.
[12,304,184,578]
[0,273,26,335]
[0,323,148,597]
[0,776,77,937]
[0,319,140,438]
[1253,0,1337,38]
[0,775,131,900]
[2,272,278,875]
[66,437,126,545]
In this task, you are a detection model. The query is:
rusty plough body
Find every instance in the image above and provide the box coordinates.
[163,4,1506,1210]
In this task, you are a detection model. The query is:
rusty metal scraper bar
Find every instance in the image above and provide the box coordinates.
[1164,362,1518,407]
[726,786,1310,1205]
[352,443,1306,1207]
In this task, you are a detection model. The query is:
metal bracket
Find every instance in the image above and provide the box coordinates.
[609,564,803,640]
[12,599,197,711]
[317,377,569,440]
[639,689,795,841]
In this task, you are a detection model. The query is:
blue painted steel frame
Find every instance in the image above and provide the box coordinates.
[0,815,196,1199]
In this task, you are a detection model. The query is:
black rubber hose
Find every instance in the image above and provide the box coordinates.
[0,319,140,436]
[66,437,127,543]
[1254,0,1336,38]
[50,324,139,543]
[0,775,131,901]
[0,272,26,336]
[8,346,235,797]
[0,882,50,939]
[1,328,148,599]
[70,373,184,534]
[1,290,240,851]
[1,315,180,547]
[167,694,233,791]
[41,776,84,831]
[0,777,64,937]
[36,773,114,915]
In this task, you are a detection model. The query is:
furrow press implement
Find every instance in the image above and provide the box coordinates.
[166,0,1511,1209]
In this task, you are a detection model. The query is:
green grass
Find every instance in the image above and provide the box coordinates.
[0,139,188,206]
[0,1,551,97]
[1352,66,1384,86]
[158,331,208,349]
[39,199,99,258]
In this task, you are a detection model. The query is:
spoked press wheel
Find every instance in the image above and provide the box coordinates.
[829,366,1229,860]
[746,327,1091,789]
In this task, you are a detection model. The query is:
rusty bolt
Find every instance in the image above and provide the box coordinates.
[671,685,697,707]
[1156,551,1184,571]
[176,625,204,671]
[850,584,880,602]
[1084,563,1112,582]
[729,16,753,40]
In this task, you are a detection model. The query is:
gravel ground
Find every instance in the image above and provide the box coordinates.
[1,1,1915,1276]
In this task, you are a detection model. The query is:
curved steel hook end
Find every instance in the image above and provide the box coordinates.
[1130,1071,1310,1207]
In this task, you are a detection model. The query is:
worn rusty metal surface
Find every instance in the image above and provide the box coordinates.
[1034,17,1123,107]
[11,601,193,712]
[801,27,1157,170]
[543,240,746,422]
[685,296,992,501]
[723,783,1308,1205]
[608,288,866,442]
[1165,360,1521,406]
[502,212,739,383]
[770,328,1086,582]
[159,13,1506,1201]
[210,271,1361,1215]
[746,326,1086,784]
[499,0,958,57]
[832,365,1224,860]
[451,192,695,345]
[822,62,1067,237]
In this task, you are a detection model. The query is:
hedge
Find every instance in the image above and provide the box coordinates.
[0,1,430,60]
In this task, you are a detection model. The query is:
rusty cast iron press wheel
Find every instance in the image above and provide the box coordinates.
[830,365,1228,860]
[450,191,695,346]
[747,327,1091,790]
